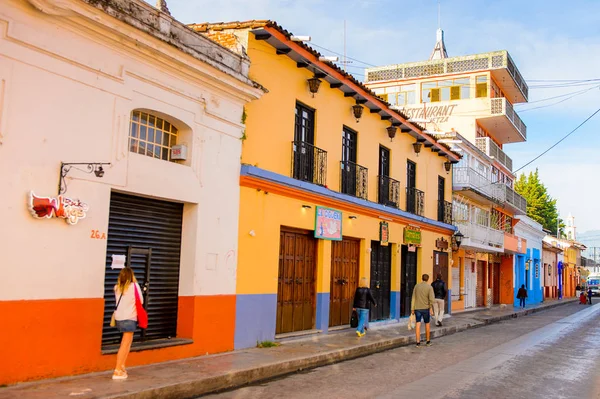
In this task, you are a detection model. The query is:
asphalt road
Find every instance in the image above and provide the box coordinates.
[204,302,600,399]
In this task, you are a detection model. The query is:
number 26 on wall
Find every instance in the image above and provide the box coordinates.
[90,230,107,239]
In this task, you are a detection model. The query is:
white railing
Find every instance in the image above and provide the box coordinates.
[493,183,527,214]
[456,220,504,249]
[475,137,513,172]
[490,98,527,140]
[453,167,498,200]
[365,50,528,100]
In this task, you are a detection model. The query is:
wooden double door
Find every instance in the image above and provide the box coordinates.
[370,241,391,321]
[276,229,317,334]
[329,239,360,327]
[400,245,418,317]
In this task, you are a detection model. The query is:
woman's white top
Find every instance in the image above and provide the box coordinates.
[114,282,143,321]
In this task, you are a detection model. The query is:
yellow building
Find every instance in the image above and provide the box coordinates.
[365,28,529,311]
[194,21,460,347]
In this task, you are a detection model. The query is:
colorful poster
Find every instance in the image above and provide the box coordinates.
[380,221,389,245]
[314,206,342,241]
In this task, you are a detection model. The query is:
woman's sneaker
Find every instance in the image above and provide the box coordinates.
[112,369,128,380]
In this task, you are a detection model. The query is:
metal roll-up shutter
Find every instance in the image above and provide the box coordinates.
[101,192,183,347]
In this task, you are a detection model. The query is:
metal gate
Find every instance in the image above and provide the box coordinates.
[276,229,316,334]
[329,239,359,327]
[101,192,183,347]
[400,245,418,317]
[370,241,391,321]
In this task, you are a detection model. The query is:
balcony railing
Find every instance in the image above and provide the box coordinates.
[453,167,500,201]
[438,200,452,224]
[406,187,425,216]
[340,160,368,200]
[292,141,327,186]
[455,220,504,250]
[475,137,513,172]
[365,50,528,101]
[494,183,527,214]
[490,98,527,140]
[378,175,400,208]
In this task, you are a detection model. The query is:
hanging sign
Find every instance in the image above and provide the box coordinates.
[403,226,421,246]
[380,221,389,245]
[314,206,342,241]
[28,191,89,225]
[436,237,449,251]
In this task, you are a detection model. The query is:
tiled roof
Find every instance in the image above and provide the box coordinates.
[190,20,460,158]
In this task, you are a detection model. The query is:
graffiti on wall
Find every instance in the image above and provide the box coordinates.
[28,191,89,225]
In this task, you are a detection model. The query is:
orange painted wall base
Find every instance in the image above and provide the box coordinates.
[0,295,235,385]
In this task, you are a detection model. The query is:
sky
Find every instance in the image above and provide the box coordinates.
[157,0,600,233]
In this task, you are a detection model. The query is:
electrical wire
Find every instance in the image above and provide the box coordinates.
[513,106,600,174]
[308,42,378,67]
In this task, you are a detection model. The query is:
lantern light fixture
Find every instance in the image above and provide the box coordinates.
[386,125,397,141]
[444,161,452,173]
[352,104,363,122]
[412,142,422,156]
[453,230,464,249]
[58,162,110,195]
[307,76,321,97]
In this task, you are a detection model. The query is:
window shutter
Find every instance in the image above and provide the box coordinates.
[450,86,461,100]
[431,88,440,102]
[476,83,488,98]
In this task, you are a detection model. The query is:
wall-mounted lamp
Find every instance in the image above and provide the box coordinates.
[386,126,397,141]
[444,161,452,174]
[307,76,321,97]
[412,142,422,156]
[352,104,363,122]
[249,230,256,237]
[452,230,464,250]
[302,205,312,209]
[349,215,358,220]
[58,162,110,195]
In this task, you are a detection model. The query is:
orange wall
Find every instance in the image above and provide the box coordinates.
[0,295,235,385]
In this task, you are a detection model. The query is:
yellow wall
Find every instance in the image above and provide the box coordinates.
[242,37,453,222]
[237,186,449,295]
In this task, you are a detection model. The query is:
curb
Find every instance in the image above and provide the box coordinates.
[117,300,575,399]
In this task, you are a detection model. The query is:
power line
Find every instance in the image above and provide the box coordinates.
[513,106,600,173]
[309,42,378,67]
[518,85,600,113]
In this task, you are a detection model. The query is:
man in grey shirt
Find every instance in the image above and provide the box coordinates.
[411,273,435,347]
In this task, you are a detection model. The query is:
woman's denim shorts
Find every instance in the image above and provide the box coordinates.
[116,319,138,332]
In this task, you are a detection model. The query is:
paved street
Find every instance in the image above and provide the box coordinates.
[204,303,600,399]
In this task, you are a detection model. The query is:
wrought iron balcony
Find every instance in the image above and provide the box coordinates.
[455,220,504,251]
[453,167,501,202]
[477,98,527,143]
[475,137,513,172]
[365,50,527,102]
[340,161,368,200]
[438,200,453,224]
[406,187,425,216]
[494,183,527,214]
[291,141,327,186]
[378,175,400,208]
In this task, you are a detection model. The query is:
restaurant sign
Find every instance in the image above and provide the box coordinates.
[314,206,342,241]
[404,226,422,246]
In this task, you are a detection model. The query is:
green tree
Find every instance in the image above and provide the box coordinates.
[514,169,564,236]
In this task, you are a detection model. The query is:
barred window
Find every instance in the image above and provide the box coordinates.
[129,111,178,161]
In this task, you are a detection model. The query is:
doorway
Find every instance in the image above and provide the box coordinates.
[433,251,449,309]
[329,239,360,327]
[476,260,486,307]
[400,245,418,317]
[276,229,317,334]
[370,241,391,321]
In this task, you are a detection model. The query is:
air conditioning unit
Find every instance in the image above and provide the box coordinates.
[171,144,187,160]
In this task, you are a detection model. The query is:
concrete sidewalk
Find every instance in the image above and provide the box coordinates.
[0,299,577,399]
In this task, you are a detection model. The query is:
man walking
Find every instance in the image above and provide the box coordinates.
[431,273,447,326]
[411,274,435,348]
[588,287,593,305]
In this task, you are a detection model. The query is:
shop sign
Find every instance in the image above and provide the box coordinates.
[314,206,342,241]
[380,221,389,245]
[28,191,88,225]
[436,237,449,251]
[403,226,421,246]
